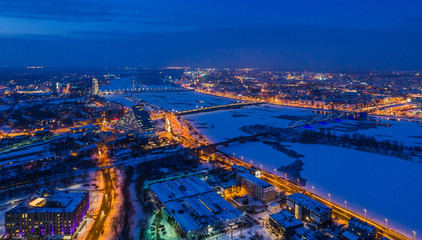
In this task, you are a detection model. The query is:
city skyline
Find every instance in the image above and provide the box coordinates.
[0,1,421,240]
[1,0,422,70]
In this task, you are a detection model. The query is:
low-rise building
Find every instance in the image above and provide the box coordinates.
[286,193,332,226]
[268,210,303,239]
[149,176,244,239]
[267,201,282,213]
[341,230,363,240]
[236,172,277,202]
[5,189,89,238]
[348,217,376,240]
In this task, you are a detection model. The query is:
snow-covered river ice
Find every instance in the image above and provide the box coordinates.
[102,78,422,238]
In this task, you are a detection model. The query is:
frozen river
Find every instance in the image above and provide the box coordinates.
[102,80,422,238]
[183,98,422,238]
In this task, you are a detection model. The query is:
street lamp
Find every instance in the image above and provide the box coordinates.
[274,169,277,175]
[312,186,315,194]
[385,219,388,229]
[364,209,367,219]
[344,201,347,209]
[260,164,262,169]
[328,194,331,202]
[413,231,416,240]
[297,179,300,186]
[284,173,287,180]
[250,160,252,165]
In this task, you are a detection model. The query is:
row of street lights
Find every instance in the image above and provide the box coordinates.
[233,152,417,240]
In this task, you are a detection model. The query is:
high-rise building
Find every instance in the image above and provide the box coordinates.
[92,77,99,95]
[52,81,59,95]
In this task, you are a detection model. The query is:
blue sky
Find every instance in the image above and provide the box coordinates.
[1,0,422,70]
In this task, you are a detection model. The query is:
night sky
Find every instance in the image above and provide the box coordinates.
[1,0,422,70]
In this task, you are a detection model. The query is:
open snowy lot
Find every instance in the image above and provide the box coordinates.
[133,91,236,111]
[185,101,421,238]
[220,141,421,238]
[286,143,422,238]
[218,141,296,173]
[186,104,317,142]
[102,94,137,107]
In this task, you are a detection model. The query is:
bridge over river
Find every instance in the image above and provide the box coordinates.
[176,101,263,115]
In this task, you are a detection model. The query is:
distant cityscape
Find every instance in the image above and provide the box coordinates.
[0,67,419,240]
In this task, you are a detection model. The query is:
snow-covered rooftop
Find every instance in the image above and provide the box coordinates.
[342,230,362,240]
[349,217,376,233]
[7,189,88,214]
[236,172,272,188]
[287,193,331,215]
[270,211,303,230]
[150,176,213,203]
[151,176,243,233]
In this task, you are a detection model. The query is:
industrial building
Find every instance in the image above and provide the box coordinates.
[5,189,89,238]
[149,176,244,239]
[235,171,277,202]
[286,193,332,226]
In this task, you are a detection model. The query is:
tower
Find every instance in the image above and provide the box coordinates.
[92,78,99,95]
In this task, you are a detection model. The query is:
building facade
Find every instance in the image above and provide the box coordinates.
[5,189,89,238]
[268,211,303,239]
[348,217,376,240]
[286,193,332,227]
[92,78,99,95]
[236,172,277,202]
[149,176,244,239]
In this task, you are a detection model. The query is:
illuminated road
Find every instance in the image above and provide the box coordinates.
[221,151,411,240]
[85,147,114,240]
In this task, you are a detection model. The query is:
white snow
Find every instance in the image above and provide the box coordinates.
[284,143,422,239]
[183,101,422,238]
[218,141,296,174]
[128,180,144,239]
[100,77,135,92]
[132,91,236,111]
[186,104,316,142]
[102,94,136,107]
[221,142,422,239]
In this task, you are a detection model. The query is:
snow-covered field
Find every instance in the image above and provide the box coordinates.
[101,87,422,237]
[132,91,236,111]
[350,118,422,146]
[128,178,144,239]
[100,77,136,91]
[186,104,316,142]
[287,143,422,238]
[101,78,237,111]
[184,101,422,238]
[218,141,296,173]
[102,94,137,107]
[220,142,422,238]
